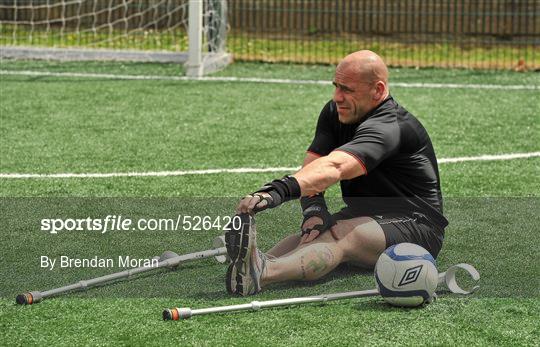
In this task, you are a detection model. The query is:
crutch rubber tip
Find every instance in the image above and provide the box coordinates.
[163,308,179,321]
[16,291,42,305]
[16,293,30,305]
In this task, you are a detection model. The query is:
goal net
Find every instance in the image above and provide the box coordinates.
[0,0,231,76]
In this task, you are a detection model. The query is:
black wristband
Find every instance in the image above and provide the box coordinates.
[253,175,301,208]
[275,175,301,202]
[300,192,327,212]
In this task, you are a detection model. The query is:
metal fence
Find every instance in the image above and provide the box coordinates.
[227,0,539,70]
[1,0,538,70]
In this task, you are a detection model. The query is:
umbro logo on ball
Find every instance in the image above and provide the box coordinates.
[398,265,423,286]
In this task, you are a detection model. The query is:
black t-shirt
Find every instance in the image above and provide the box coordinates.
[307,97,448,229]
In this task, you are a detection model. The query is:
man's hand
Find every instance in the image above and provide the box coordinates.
[300,216,323,243]
[236,192,273,215]
[300,217,339,243]
[299,207,338,244]
[237,176,301,215]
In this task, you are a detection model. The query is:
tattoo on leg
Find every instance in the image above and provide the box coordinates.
[304,246,336,278]
[300,255,307,280]
[307,255,327,274]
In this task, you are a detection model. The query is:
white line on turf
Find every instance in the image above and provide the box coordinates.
[1,152,539,179]
[1,70,538,90]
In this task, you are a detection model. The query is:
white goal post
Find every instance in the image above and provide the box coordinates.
[0,0,231,76]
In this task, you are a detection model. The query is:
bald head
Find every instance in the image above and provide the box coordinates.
[332,51,390,124]
[337,50,389,86]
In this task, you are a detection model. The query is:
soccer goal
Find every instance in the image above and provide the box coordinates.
[0,0,231,76]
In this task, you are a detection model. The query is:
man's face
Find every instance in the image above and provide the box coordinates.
[332,66,375,124]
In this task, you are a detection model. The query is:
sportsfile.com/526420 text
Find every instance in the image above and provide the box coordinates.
[40,215,242,234]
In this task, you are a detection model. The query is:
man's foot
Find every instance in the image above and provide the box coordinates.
[225,249,268,296]
[225,213,267,296]
[225,262,237,294]
[224,213,254,264]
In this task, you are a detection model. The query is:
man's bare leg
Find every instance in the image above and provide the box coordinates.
[266,234,301,257]
[261,217,386,285]
[226,215,386,295]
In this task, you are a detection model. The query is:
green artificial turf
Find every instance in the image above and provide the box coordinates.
[1,65,538,174]
[2,59,540,84]
[1,298,538,346]
[0,60,538,346]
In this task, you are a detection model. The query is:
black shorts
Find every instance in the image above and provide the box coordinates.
[333,209,445,258]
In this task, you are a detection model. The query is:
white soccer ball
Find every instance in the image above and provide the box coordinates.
[374,243,439,307]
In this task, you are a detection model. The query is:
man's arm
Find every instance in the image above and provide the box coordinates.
[297,150,364,242]
[302,151,320,168]
[236,151,365,215]
[299,152,331,240]
[294,150,366,196]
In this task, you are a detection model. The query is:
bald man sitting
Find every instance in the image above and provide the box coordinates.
[225,50,448,296]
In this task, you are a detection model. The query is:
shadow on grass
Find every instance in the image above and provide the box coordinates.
[158,263,376,304]
[266,263,373,292]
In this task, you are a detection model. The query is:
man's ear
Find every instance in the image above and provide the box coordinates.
[373,81,386,100]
